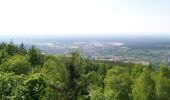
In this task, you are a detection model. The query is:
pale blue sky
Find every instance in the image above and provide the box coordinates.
[0,0,170,37]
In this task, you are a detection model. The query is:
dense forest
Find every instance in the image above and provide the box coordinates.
[0,41,170,100]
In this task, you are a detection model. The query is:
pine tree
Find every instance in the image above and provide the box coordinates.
[28,46,43,66]
[19,42,27,54]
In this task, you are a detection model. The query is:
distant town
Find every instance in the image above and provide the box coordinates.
[12,38,170,67]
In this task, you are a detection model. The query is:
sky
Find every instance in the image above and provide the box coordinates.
[0,0,170,38]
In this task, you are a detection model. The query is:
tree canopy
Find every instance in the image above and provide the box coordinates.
[0,42,170,100]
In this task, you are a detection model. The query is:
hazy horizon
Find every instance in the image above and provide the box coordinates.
[1,32,170,39]
[1,33,170,44]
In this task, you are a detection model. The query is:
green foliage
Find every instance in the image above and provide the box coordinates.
[0,55,31,75]
[19,42,27,55]
[89,86,105,100]
[155,66,170,100]
[0,50,9,64]
[0,72,46,100]
[28,46,44,67]
[0,72,25,100]
[132,67,155,100]
[41,59,67,99]
[42,52,88,99]
[104,67,132,100]
[23,73,46,100]
[6,40,18,56]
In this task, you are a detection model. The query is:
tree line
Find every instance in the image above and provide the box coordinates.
[0,42,170,100]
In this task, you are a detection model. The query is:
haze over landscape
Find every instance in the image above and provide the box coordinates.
[1,0,170,100]
[1,0,170,66]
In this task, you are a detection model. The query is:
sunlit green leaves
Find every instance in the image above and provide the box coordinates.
[132,67,155,100]
[0,55,31,75]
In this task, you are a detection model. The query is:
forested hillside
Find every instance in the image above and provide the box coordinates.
[0,42,170,100]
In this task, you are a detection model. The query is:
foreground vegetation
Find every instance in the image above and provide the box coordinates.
[0,42,170,100]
